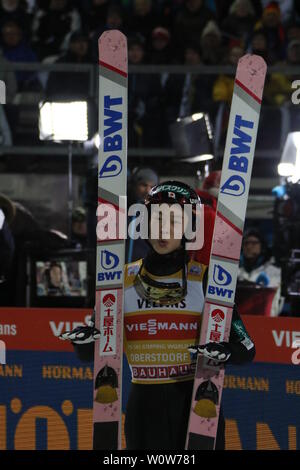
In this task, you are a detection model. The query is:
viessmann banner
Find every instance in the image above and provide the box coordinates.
[0,308,299,450]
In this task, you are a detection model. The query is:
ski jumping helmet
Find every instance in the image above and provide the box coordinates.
[144,180,201,233]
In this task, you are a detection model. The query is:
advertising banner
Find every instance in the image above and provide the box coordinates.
[0,308,299,449]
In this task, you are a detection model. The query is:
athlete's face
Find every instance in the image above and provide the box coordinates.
[149,204,185,255]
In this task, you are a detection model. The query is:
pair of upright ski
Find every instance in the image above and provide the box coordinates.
[93,30,267,450]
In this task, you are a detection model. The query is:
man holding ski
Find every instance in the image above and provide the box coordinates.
[61,31,266,450]
[61,180,255,450]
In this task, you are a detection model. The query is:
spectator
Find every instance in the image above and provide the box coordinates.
[164,43,215,123]
[261,0,294,23]
[248,29,270,63]
[222,0,256,43]
[71,206,87,248]
[286,21,300,42]
[127,36,163,147]
[264,39,300,105]
[148,26,173,64]
[287,38,300,64]
[127,167,159,263]
[90,4,126,61]
[46,31,92,99]
[0,46,17,103]
[125,0,159,44]
[1,20,41,91]
[215,0,262,23]
[82,0,109,39]
[0,0,32,39]
[254,1,286,63]
[32,0,81,59]
[173,0,215,52]
[213,42,245,103]
[200,20,224,65]
[238,228,283,316]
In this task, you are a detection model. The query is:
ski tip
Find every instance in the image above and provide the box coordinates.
[235,54,267,102]
[98,30,127,77]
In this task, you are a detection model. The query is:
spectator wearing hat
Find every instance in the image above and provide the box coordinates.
[200,20,224,65]
[254,1,286,63]
[261,0,294,24]
[32,0,81,59]
[149,26,173,64]
[238,228,283,316]
[214,0,262,23]
[221,0,256,43]
[46,31,92,99]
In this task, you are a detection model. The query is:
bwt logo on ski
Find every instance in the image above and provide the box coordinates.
[99,95,123,179]
[208,264,234,299]
[213,264,232,286]
[98,249,122,282]
[220,114,254,197]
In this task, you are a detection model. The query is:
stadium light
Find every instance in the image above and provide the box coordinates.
[39,101,89,142]
[39,101,90,238]
[278,132,300,183]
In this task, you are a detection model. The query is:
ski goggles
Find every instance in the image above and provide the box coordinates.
[134,261,187,305]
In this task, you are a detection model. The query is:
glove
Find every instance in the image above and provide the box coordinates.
[188,342,231,363]
[59,318,100,345]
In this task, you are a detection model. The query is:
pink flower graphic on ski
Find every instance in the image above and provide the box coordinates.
[94,365,119,405]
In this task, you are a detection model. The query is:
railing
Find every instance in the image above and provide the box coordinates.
[1,62,300,163]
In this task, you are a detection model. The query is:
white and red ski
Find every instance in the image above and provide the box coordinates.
[92,30,127,450]
[185,55,267,450]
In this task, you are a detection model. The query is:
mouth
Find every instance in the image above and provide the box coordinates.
[158,240,168,248]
